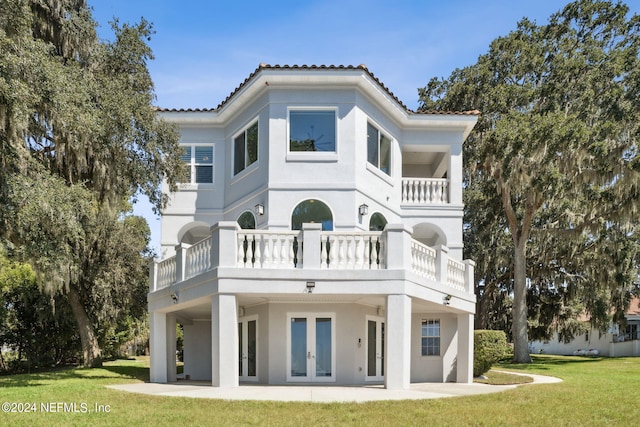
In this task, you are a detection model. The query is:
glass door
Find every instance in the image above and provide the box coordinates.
[238,316,257,381]
[365,316,384,381]
[287,313,335,382]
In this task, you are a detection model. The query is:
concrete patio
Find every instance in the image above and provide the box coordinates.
[107,372,561,403]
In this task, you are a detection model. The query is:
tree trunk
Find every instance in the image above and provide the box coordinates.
[512,239,532,363]
[67,285,102,367]
[500,183,535,364]
[475,281,493,330]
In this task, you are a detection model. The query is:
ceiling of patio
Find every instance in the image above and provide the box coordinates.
[170,294,455,322]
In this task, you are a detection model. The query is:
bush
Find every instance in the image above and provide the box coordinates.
[474,330,508,377]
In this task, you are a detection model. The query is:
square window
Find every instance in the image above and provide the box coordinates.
[289,110,336,152]
[180,145,213,184]
[421,319,440,356]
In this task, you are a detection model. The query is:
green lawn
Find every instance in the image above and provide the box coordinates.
[0,355,638,426]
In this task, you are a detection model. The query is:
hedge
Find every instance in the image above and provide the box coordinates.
[474,330,508,377]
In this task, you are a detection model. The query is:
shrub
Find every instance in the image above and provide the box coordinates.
[474,330,508,377]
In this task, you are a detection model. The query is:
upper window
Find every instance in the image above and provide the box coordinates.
[421,319,440,356]
[234,121,258,175]
[181,145,213,184]
[367,123,391,175]
[289,110,336,152]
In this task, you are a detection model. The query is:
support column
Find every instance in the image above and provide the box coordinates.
[211,294,238,387]
[384,225,413,270]
[435,245,449,284]
[456,313,474,383]
[166,314,177,382]
[211,222,240,269]
[149,311,168,383]
[385,294,411,390]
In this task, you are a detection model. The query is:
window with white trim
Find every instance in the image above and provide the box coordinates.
[234,121,258,175]
[289,110,336,152]
[180,145,213,184]
[367,122,391,175]
[421,319,440,356]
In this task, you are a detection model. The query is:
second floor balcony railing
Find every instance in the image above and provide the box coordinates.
[151,222,474,295]
[235,230,385,270]
[401,178,449,204]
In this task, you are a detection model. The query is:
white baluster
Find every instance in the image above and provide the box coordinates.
[435,181,443,203]
[237,234,245,267]
[280,235,288,267]
[328,235,337,268]
[354,235,363,269]
[362,236,370,269]
[407,181,414,203]
[289,235,295,266]
[321,236,328,269]
[370,237,378,269]
[345,236,353,269]
[401,181,407,203]
[262,235,272,268]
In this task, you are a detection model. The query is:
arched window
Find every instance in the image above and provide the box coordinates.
[369,212,387,231]
[291,199,333,231]
[237,211,256,229]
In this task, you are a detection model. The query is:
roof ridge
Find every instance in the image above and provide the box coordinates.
[154,64,481,116]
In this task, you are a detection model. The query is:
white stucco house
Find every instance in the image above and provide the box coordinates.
[148,64,479,390]
[529,297,640,357]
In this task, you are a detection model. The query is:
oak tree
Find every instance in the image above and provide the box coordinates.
[0,0,184,366]
[420,0,640,362]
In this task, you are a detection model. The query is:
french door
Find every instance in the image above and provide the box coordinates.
[365,316,385,381]
[238,316,258,381]
[287,313,335,382]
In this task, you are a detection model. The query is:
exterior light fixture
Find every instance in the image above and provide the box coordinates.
[358,204,369,216]
[171,292,179,304]
[306,281,315,293]
[255,204,265,216]
[443,294,452,305]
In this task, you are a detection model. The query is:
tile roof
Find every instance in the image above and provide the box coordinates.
[156,64,480,116]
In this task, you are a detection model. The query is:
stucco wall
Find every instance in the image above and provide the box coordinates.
[159,87,465,257]
[265,302,379,385]
[410,313,457,382]
[183,320,212,380]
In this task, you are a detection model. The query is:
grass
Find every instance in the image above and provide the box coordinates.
[474,370,533,385]
[0,355,638,426]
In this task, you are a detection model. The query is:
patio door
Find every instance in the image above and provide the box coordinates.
[238,316,257,381]
[287,313,335,382]
[365,316,385,381]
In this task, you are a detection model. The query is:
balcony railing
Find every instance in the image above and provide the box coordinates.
[237,230,300,268]
[150,222,474,295]
[232,230,384,270]
[401,178,449,204]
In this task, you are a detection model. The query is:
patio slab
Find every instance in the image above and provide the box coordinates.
[107,372,561,403]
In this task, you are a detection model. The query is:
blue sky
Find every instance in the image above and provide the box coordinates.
[87,0,638,253]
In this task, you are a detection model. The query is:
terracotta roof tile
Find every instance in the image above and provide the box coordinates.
[155,64,480,116]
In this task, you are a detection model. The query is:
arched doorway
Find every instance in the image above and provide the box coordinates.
[291,199,333,231]
[237,211,256,229]
[369,212,387,231]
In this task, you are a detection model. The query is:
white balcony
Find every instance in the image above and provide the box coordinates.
[150,222,474,296]
[401,178,449,204]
